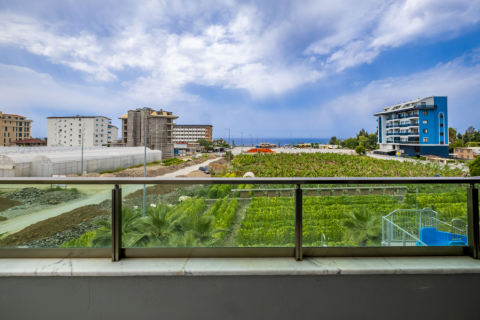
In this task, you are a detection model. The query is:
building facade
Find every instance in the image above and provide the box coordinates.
[374,96,449,158]
[12,139,47,146]
[119,108,178,159]
[453,147,480,160]
[1,112,33,146]
[108,125,119,144]
[47,116,112,147]
[173,125,213,143]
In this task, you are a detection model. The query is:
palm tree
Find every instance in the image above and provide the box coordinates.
[342,208,382,246]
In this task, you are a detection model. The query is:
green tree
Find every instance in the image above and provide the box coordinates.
[344,137,358,149]
[448,127,457,142]
[469,157,480,176]
[328,136,337,145]
[355,145,366,154]
[342,209,382,246]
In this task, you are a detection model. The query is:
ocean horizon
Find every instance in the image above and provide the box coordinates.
[216,137,331,146]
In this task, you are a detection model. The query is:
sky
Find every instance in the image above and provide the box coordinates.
[0,0,479,142]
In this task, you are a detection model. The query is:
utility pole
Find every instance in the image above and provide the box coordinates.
[81,121,84,175]
[225,128,230,146]
[239,132,243,154]
[143,108,148,219]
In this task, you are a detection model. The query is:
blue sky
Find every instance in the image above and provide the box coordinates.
[0,0,479,141]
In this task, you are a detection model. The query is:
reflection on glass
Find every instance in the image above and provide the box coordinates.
[302,184,470,247]
[0,184,112,248]
[121,183,294,248]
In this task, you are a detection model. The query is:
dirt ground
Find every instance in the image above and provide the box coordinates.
[0,206,110,247]
[0,197,23,212]
[125,184,192,200]
[185,170,210,177]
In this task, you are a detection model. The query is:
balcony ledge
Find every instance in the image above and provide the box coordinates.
[1,256,479,277]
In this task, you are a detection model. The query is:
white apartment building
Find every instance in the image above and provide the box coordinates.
[47,116,113,147]
[173,125,213,143]
[108,125,119,144]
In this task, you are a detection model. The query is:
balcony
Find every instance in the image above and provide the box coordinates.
[1,177,478,319]
[386,116,399,121]
[405,112,420,118]
[386,124,399,128]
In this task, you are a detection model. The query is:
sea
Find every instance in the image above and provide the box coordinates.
[225,137,330,147]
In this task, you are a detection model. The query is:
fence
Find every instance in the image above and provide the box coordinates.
[0,177,478,261]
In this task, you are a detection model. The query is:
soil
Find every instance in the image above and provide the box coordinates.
[0,187,87,220]
[100,155,217,178]
[38,191,82,205]
[185,170,210,177]
[0,197,23,212]
[125,184,187,200]
[22,215,110,248]
[5,187,45,203]
[0,206,110,247]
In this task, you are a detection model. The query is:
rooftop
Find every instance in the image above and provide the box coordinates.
[47,116,112,120]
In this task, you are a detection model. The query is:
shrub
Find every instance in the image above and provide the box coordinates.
[419,156,427,161]
[355,145,366,155]
[468,157,480,176]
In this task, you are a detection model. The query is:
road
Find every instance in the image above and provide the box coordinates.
[159,158,219,177]
[0,157,221,235]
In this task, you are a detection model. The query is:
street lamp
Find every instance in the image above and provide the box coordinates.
[249,134,253,147]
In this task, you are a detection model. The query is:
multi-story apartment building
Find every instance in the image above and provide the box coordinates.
[47,116,113,147]
[119,108,178,159]
[0,112,33,146]
[108,125,119,144]
[374,96,449,158]
[173,125,213,143]
[452,147,480,160]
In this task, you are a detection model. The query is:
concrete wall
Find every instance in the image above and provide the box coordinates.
[1,274,478,320]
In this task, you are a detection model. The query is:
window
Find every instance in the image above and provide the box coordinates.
[422,111,428,115]
[96,119,98,121]
[423,120,428,124]
[440,141,444,145]
[440,114,444,118]
[423,137,428,143]
[96,124,98,126]
[423,129,428,133]
[440,124,444,127]
[440,133,444,136]
[79,124,81,126]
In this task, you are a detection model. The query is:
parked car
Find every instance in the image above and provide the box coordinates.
[199,166,210,174]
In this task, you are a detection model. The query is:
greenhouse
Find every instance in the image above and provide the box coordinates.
[0,147,161,177]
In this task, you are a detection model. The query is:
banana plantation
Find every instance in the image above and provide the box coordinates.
[214,153,464,177]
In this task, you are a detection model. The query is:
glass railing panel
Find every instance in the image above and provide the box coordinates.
[120,183,295,248]
[302,183,470,247]
[0,183,112,248]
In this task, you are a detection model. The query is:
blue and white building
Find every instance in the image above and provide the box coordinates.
[374,96,449,158]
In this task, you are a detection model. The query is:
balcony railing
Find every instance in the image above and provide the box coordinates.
[386,124,399,128]
[415,104,437,108]
[0,177,478,262]
[405,113,419,118]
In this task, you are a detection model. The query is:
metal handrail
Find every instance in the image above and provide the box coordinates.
[0,178,478,261]
[0,177,478,184]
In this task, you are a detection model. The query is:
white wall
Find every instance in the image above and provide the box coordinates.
[47,117,111,147]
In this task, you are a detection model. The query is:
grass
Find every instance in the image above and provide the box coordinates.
[45,187,82,194]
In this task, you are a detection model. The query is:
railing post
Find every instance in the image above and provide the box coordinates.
[467,184,479,259]
[112,184,122,262]
[295,184,303,261]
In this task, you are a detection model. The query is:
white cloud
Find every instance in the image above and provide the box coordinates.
[0,0,479,106]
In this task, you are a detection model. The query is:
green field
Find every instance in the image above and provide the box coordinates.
[213,153,464,177]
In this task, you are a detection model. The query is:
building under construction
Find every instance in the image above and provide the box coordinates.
[119,108,178,159]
